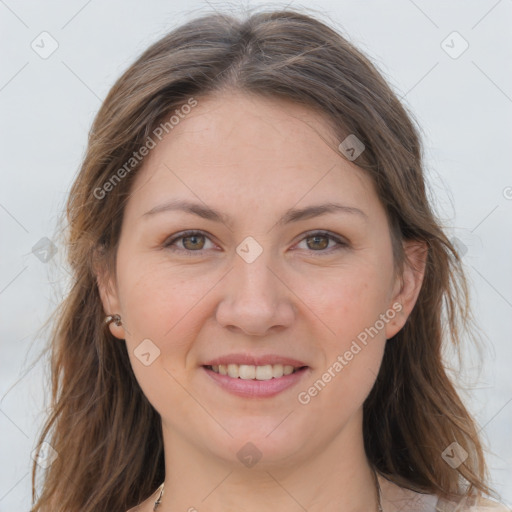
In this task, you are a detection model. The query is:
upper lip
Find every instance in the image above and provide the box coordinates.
[203,354,308,368]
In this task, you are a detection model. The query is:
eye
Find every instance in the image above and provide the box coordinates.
[294,231,347,253]
[163,230,216,254]
[163,229,348,256]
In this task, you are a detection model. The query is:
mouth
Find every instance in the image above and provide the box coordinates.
[203,363,308,380]
[202,363,310,398]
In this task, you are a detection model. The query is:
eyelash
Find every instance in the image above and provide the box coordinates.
[162,229,348,256]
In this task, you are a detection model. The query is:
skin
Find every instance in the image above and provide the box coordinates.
[97,91,427,512]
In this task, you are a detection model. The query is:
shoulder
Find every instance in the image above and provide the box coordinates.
[376,473,510,512]
[436,496,512,512]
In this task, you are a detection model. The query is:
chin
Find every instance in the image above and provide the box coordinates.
[203,422,311,468]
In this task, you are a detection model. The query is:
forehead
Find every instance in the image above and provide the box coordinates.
[123,91,381,222]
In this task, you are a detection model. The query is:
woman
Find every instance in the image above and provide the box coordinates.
[30,8,510,512]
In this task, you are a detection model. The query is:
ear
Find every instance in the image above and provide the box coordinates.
[385,240,428,340]
[93,253,126,340]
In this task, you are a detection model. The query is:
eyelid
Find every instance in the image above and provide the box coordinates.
[292,230,348,253]
[163,229,218,254]
[163,229,348,254]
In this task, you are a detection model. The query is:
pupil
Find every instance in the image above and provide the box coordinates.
[308,235,328,250]
[184,235,204,250]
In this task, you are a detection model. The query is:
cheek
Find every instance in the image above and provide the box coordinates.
[117,262,214,414]
[117,259,219,362]
[297,273,388,420]
[292,259,392,408]
[295,262,393,344]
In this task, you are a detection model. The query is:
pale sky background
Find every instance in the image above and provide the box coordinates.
[1,0,511,509]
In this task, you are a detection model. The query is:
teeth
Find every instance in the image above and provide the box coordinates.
[227,364,240,378]
[240,365,256,379]
[209,363,301,380]
[283,365,294,376]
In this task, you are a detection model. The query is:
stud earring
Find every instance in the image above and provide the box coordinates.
[104,314,122,326]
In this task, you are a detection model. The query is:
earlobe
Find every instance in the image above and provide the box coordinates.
[385,240,428,340]
[94,259,125,340]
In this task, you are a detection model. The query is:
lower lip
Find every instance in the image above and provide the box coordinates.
[202,366,309,398]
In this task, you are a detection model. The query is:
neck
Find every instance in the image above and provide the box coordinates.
[158,411,380,512]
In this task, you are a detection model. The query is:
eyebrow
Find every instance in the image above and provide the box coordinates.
[142,199,367,227]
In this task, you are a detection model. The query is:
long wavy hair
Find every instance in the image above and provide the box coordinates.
[31,8,493,511]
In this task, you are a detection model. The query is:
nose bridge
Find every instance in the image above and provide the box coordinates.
[231,239,279,307]
[215,237,295,335]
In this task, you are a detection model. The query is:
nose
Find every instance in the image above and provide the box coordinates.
[215,249,296,336]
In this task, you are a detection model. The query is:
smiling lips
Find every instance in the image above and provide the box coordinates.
[202,354,309,397]
[202,354,308,381]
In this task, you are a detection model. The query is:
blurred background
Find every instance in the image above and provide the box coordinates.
[1,0,511,509]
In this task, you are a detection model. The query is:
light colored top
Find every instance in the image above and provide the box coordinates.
[126,474,512,511]
[378,473,511,512]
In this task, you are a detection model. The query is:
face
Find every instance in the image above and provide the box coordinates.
[98,91,425,469]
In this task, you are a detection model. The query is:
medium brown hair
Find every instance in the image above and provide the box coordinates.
[31,8,492,511]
